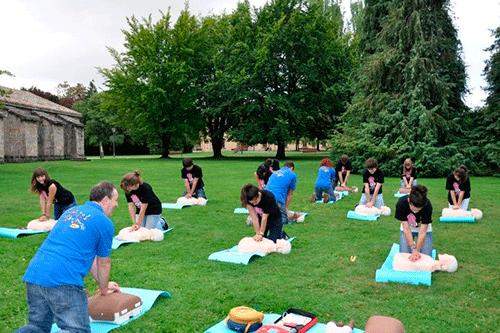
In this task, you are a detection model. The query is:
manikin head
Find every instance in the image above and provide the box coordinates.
[90,182,119,217]
[437,254,458,273]
[471,208,483,220]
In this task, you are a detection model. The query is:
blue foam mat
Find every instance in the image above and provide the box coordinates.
[394,192,408,198]
[205,313,365,333]
[346,211,379,221]
[208,238,295,265]
[0,227,47,239]
[112,228,174,250]
[439,216,475,223]
[375,243,437,286]
[234,208,249,214]
[51,287,170,333]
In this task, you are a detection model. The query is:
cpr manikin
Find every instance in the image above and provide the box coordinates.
[237,237,291,254]
[176,196,207,206]
[354,205,391,216]
[88,291,142,324]
[393,253,458,273]
[117,227,164,242]
[27,218,57,231]
[441,208,482,220]
[326,319,355,333]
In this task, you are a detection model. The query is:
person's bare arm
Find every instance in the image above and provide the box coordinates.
[184,179,191,198]
[255,214,269,241]
[407,177,414,188]
[285,190,293,210]
[450,190,459,207]
[344,171,350,186]
[370,183,382,206]
[39,194,48,220]
[364,183,371,203]
[190,178,199,195]
[127,203,136,225]
[247,205,260,235]
[456,191,465,208]
[415,224,429,253]
[44,184,57,218]
[338,172,344,185]
[90,257,119,295]
[133,203,148,230]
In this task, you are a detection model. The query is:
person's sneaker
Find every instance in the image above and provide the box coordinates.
[322,193,330,203]
[161,218,169,230]
[310,193,317,202]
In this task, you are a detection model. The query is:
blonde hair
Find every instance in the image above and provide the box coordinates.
[402,158,413,175]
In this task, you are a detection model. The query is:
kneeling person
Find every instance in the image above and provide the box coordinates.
[395,185,433,261]
[18,182,120,333]
[181,158,207,199]
[240,184,285,242]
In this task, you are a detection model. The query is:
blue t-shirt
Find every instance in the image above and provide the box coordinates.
[265,166,297,205]
[315,166,336,188]
[23,201,114,287]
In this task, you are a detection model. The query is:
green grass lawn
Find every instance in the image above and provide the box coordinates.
[0,152,498,332]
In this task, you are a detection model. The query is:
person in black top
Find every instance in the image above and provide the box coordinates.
[120,171,167,230]
[395,185,433,260]
[240,184,285,242]
[181,158,206,199]
[399,158,417,194]
[446,165,471,210]
[255,158,280,189]
[359,158,385,208]
[31,168,76,220]
[335,154,352,187]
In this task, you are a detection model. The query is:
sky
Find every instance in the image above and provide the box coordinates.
[0,0,498,108]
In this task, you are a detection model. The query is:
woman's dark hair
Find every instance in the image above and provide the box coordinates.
[340,154,349,164]
[454,165,469,183]
[30,167,51,193]
[90,182,117,201]
[182,158,194,168]
[240,184,259,207]
[264,158,273,167]
[408,185,428,208]
[271,159,280,171]
[365,158,378,169]
[120,171,143,192]
[284,161,295,169]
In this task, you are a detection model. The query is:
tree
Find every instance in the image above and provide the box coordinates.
[231,0,351,159]
[21,86,60,104]
[56,81,87,108]
[332,0,468,176]
[100,7,203,158]
[196,2,256,158]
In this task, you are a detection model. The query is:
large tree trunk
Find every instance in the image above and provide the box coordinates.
[99,142,104,159]
[160,134,171,159]
[316,139,320,151]
[211,135,224,159]
[295,139,300,151]
[275,140,286,160]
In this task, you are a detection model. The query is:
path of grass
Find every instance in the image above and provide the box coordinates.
[0,153,498,332]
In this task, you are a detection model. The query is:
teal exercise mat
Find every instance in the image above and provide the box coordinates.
[208,237,295,265]
[346,211,379,221]
[233,207,249,214]
[0,227,47,239]
[51,287,170,333]
[394,192,408,198]
[375,243,437,286]
[112,228,173,250]
[439,216,475,223]
[205,313,365,333]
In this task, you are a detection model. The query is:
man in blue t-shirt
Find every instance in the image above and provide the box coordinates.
[265,161,297,225]
[18,182,120,333]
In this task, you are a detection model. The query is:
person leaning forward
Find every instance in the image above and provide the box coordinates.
[17,181,120,333]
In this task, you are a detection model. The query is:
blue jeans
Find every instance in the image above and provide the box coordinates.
[277,202,289,225]
[54,199,77,220]
[448,198,470,210]
[359,193,384,208]
[17,283,90,333]
[183,187,207,199]
[399,231,433,256]
[136,214,166,230]
[314,185,336,202]
[400,179,417,188]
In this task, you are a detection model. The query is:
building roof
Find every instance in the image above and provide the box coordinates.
[0,86,82,118]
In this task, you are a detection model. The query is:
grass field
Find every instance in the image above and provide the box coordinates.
[0,152,498,332]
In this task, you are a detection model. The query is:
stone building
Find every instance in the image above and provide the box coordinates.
[0,87,84,162]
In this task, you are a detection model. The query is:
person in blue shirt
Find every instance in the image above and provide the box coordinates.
[311,158,337,203]
[18,182,120,333]
[265,161,297,225]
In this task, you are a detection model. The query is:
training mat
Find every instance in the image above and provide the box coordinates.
[208,237,295,265]
[375,243,437,286]
[161,202,191,209]
[0,227,47,239]
[394,192,408,198]
[346,211,379,221]
[112,228,173,250]
[233,207,249,214]
[439,216,475,223]
[51,287,170,333]
[205,313,365,333]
